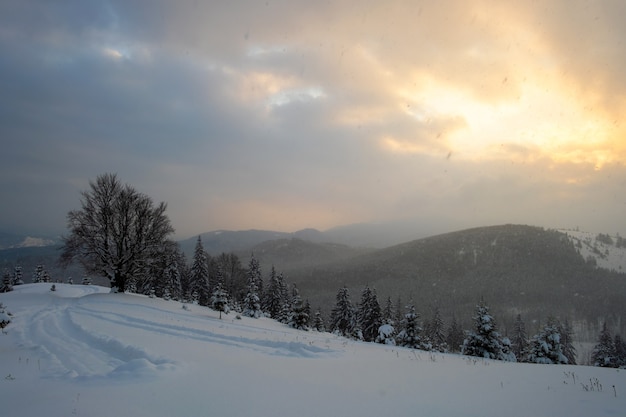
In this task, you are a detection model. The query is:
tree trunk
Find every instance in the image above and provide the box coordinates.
[113,271,126,293]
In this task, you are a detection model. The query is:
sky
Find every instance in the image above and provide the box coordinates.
[1,0,625,240]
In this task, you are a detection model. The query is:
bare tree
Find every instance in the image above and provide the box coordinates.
[59,173,174,293]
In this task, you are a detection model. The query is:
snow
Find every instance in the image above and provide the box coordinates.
[560,229,626,272]
[1,284,625,417]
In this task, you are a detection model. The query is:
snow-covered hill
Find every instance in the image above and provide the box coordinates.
[1,284,624,417]
[560,229,626,273]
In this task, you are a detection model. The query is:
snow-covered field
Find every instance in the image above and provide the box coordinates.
[1,284,624,417]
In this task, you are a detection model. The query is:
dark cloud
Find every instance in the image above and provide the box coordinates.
[0,1,625,239]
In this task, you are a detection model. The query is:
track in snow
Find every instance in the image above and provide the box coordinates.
[13,285,336,382]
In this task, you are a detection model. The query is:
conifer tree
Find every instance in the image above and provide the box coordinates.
[395,301,424,349]
[0,270,12,293]
[242,255,263,318]
[446,315,464,353]
[527,317,568,364]
[190,236,210,305]
[358,286,382,342]
[0,302,11,328]
[330,286,355,337]
[462,300,515,361]
[288,285,309,330]
[12,265,24,286]
[426,306,448,352]
[559,319,577,365]
[34,264,44,283]
[211,267,229,319]
[394,296,403,326]
[263,266,284,319]
[382,296,395,325]
[312,308,326,332]
[614,334,626,368]
[592,322,616,367]
[511,314,529,361]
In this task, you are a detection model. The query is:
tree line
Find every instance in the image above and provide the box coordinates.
[24,173,623,368]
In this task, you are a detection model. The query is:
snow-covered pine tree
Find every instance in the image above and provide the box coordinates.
[395,301,425,349]
[211,268,230,319]
[263,266,284,319]
[34,264,44,283]
[559,319,577,365]
[382,296,395,325]
[592,322,616,367]
[1,270,13,293]
[446,315,464,353]
[312,307,326,332]
[614,335,626,368]
[166,249,185,301]
[242,255,263,318]
[462,300,515,361]
[288,285,309,331]
[376,323,396,345]
[190,236,210,306]
[12,265,24,286]
[394,296,403,327]
[511,314,529,361]
[330,286,355,337]
[526,317,568,364]
[358,286,382,342]
[426,306,448,353]
[0,302,11,328]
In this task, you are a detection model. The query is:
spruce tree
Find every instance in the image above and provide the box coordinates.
[211,268,230,319]
[395,301,424,349]
[446,315,464,353]
[0,270,13,293]
[242,255,263,318]
[190,236,210,305]
[462,300,515,361]
[511,314,529,361]
[263,266,284,319]
[288,285,309,330]
[382,296,395,325]
[358,286,382,342]
[12,265,24,286]
[330,286,355,337]
[592,322,616,367]
[0,302,11,328]
[426,306,447,352]
[614,334,626,368]
[34,264,44,283]
[313,308,326,332]
[527,317,568,364]
[560,319,577,365]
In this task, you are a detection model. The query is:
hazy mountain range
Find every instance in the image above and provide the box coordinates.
[2,223,625,346]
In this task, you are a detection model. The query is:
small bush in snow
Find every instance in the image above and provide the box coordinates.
[0,303,11,329]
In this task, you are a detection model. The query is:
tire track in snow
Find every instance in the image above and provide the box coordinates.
[72,304,336,358]
[22,300,177,381]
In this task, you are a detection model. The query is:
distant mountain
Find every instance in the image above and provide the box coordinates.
[179,229,294,257]
[241,238,373,274]
[0,231,58,250]
[181,221,438,258]
[279,225,626,343]
[560,229,626,273]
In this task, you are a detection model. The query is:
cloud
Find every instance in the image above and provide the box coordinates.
[0,0,625,239]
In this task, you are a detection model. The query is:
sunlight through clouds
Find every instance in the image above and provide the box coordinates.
[1,0,625,237]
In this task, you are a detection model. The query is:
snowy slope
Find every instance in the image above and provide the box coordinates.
[560,229,626,273]
[1,284,625,417]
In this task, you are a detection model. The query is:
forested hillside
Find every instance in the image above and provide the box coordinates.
[277,225,626,341]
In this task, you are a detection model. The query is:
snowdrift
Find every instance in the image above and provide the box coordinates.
[1,284,624,417]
